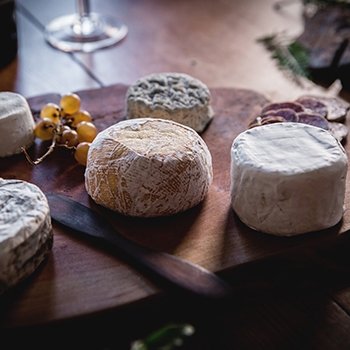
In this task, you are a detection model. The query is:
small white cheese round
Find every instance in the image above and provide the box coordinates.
[230,123,348,236]
[0,92,35,157]
[0,178,53,295]
[85,118,213,217]
[126,72,214,133]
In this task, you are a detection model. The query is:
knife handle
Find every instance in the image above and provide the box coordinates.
[47,193,233,300]
[106,231,232,299]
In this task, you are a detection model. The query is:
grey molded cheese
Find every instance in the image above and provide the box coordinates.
[85,118,213,217]
[0,178,53,295]
[126,72,214,133]
[0,92,35,157]
[230,122,348,236]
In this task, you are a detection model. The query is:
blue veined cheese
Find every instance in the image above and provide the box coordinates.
[230,122,348,236]
[85,118,213,217]
[0,92,35,157]
[126,73,214,133]
[0,178,53,295]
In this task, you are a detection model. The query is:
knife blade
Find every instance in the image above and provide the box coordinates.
[46,193,233,300]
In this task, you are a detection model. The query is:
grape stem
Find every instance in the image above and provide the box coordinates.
[21,135,78,165]
[22,95,91,165]
[21,111,77,165]
[21,136,58,165]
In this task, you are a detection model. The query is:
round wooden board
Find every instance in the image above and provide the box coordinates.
[1,85,350,329]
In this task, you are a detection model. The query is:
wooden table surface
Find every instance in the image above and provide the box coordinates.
[2,0,350,349]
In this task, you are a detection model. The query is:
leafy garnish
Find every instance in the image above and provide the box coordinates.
[257,33,310,85]
[262,0,350,84]
[130,323,195,350]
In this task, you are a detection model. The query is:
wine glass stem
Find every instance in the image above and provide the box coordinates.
[77,0,90,18]
[74,0,99,36]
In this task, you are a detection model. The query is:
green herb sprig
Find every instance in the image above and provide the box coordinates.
[257,33,310,85]
[130,323,195,350]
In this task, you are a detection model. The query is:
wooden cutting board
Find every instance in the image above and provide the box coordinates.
[1,85,350,329]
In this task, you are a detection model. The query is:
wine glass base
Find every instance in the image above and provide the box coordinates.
[44,13,128,52]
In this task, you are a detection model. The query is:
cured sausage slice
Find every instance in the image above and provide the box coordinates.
[298,95,349,122]
[260,116,286,125]
[248,115,286,128]
[261,108,299,122]
[248,118,262,129]
[295,96,328,118]
[328,122,349,142]
[297,112,329,130]
[248,96,348,144]
[261,101,305,114]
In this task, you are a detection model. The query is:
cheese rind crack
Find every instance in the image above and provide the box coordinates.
[0,178,53,295]
[85,118,213,217]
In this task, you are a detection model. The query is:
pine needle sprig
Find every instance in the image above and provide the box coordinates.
[257,33,310,85]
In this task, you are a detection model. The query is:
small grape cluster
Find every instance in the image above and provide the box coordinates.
[23,93,98,166]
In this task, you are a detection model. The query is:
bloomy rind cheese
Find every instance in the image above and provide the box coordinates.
[230,123,348,236]
[125,72,214,133]
[0,178,53,295]
[85,118,213,217]
[0,92,35,157]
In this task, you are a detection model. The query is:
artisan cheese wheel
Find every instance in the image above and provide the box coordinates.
[230,123,348,236]
[0,92,35,157]
[85,118,213,217]
[126,72,214,133]
[0,178,53,295]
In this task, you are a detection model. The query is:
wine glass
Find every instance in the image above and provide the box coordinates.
[44,0,128,53]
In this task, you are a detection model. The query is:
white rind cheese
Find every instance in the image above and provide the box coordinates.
[230,123,348,236]
[0,92,35,157]
[126,72,214,133]
[85,118,213,217]
[0,178,53,295]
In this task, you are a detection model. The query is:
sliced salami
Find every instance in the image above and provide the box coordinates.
[248,117,262,129]
[261,108,299,122]
[248,97,348,144]
[298,95,349,122]
[261,101,305,115]
[328,122,349,142]
[261,116,286,125]
[295,96,328,118]
[297,112,329,130]
[248,115,286,128]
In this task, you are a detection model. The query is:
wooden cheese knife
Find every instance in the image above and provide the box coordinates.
[46,193,233,300]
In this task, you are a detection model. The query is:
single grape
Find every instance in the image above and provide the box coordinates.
[70,110,92,127]
[74,142,91,166]
[60,129,79,147]
[58,125,71,133]
[34,118,57,141]
[60,93,81,115]
[40,103,60,123]
[76,121,98,143]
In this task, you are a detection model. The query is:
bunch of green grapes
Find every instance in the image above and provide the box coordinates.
[34,93,98,166]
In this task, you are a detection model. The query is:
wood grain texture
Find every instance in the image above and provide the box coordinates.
[1,1,350,348]
[1,85,350,332]
[46,193,233,300]
[0,0,330,100]
[0,7,100,98]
